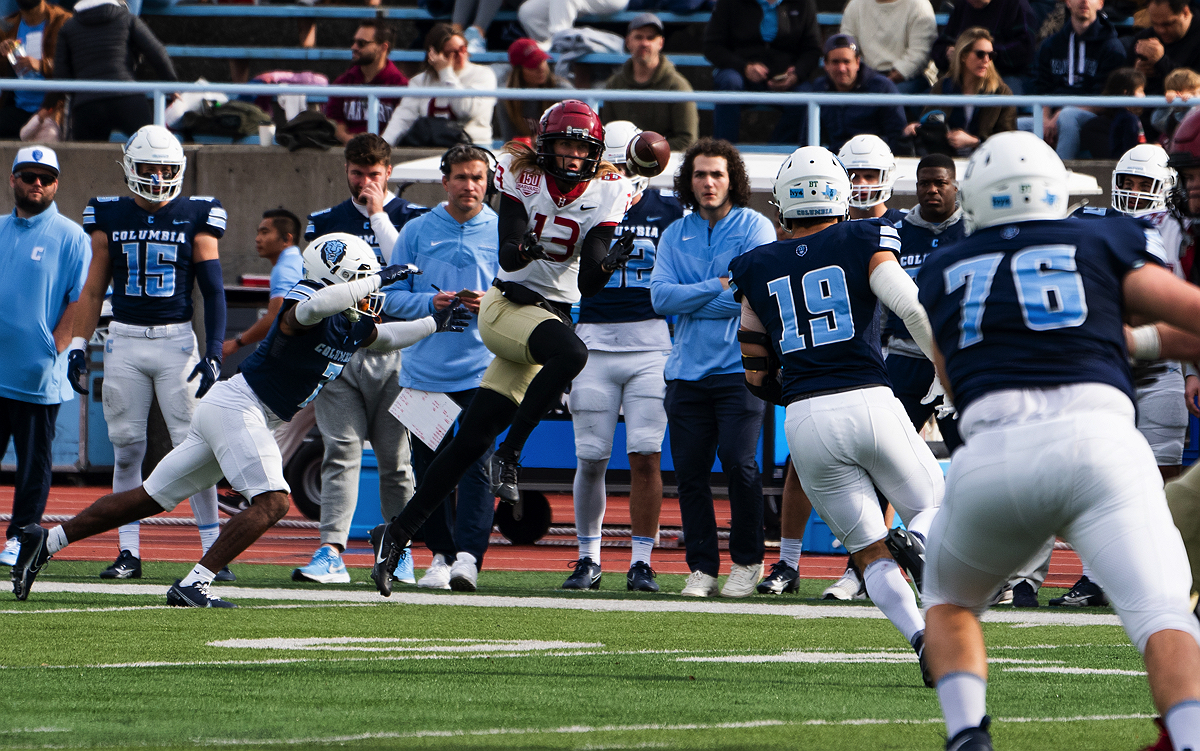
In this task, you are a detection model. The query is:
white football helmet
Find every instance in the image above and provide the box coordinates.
[959,131,1069,231]
[1111,144,1175,216]
[301,233,383,321]
[838,134,896,208]
[603,120,649,197]
[122,125,186,203]
[773,146,851,223]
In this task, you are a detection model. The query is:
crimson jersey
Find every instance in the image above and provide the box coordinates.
[493,152,633,304]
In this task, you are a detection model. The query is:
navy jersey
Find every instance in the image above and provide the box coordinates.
[305,196,428,265]
[83,195,226,326]
[577,189,684,324]
[1072,206,1124,219]
[729,218,901,403]
[917,216,1166,413]
[240,281,377,421]
[887,215,967,341]
[882,207,908,226]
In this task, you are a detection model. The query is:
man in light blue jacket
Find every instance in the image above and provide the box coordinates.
[650,138,776,598]
[383,144,499,592]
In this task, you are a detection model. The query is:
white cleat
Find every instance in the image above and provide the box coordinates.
[822,565,866,601]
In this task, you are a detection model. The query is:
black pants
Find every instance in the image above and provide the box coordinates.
[885,353,963,452]
[0,104,35,138]
[70,95,152,141]
[0,397,59,540]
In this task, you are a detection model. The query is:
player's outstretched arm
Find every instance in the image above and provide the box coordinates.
[66,231,114,395]
[577,223,618,297]
[292,275,383,327]
[869,251,936,362]
[1125,263,1200,347]
[366,301,472,351]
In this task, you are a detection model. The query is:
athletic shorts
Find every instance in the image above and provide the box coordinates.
[477,286,552,405]
[568,349,669,461]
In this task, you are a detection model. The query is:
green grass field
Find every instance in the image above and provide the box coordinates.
[2,561,1164,750]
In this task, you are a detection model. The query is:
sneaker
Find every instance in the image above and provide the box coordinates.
[945,716,993,751]
[11,524,50,600]
[167,579,236,608]
[562,557,602,590]
[991,586,1014,606]
[1140,718,1172,751]
[449,552,479,592]
[214,566,237,583]
[721,561,764,598]
[886,527,926,592]
[394,546,416,585]
[292,545,350,584]
[463,25,485,55]
[1012,580,1039,607]
[757,560,800,595]
[369,523,404,597]
[0,537,18,567]
[912,630,934,688]
[1048,575,1108,607]
[99,550,142,580]
[680,569,719,597]
[492,451,520,504]
[627,561,659,592]
[418,553,452,589]
[823,565,866,600]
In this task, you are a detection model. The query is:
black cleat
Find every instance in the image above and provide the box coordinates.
[167,579,236,608]
[886,527,926,592]
[213,566,237,583]
[369,523,404,597]
[492,452,521,504]
[912,630,935,688]
[1048,575,1107,607]
[1012,580,1039,608]
[562,557,602,590]
[946,716,993,751]
[757,560,800,594]
[626,561,659,592]
[99,550,142,579]
[11,524,50,601]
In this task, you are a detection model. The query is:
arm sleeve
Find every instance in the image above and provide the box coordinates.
[129,17,177,81]
[294,275,381,326]
[649,232,725,315]
[870,259,935,361]
[370,211,400,263]
[194,259,226,361]
[577,223,618,297]
[498,194,532,272]
[366,317,437,351]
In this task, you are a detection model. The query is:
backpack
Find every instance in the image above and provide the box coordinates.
[179,100,271,139]
[274,110,341,151]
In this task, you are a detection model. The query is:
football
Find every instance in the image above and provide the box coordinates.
[626,131,670,178]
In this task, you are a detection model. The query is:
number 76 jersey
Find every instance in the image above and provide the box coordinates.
[916,215,1166,414]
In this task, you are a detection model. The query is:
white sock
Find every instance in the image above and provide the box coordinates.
[188,485,221,555]
[197,524,220,556]
[905,508,937,542]
[179,563,216,588]
[47,525,68,555]
[1166,699,1200,751]
[630,536,654,566]
[578,536,601,563]
[117,523,140,558]
[112,441,148,559]
[780,537,803,569]
[1081,559,1095,581]
[573,457,607,544]
[937,671,988,739]
[862,557,925,644]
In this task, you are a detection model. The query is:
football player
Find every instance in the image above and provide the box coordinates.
[917,131,1200,751]
[369,100,634,596]
[65,125,231,582]
[12,234,469,606]
[565,121,683,592]
[729,146,944,686]
[838,134,906,225]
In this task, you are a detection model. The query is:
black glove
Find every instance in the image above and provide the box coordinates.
[431,300,472,333]
[187,356,221,399]
[520,230,549,262]
[601,232,636,272]
[67,349,89,395]
[379,263,421,286]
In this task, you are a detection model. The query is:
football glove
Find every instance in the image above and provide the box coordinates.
[379,263,422,286]
[601,232,636,272]
[431,300,471,333]
[187,356,221,399]
[67,349,89,395]
[520,230,549,262]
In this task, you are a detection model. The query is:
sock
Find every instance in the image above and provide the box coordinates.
[1166,699,1200,751]
[188,487,221,557]
[322,543,340,557]
[862,557,925,644]
[630,536,654,566]
[47,525,68,555]
[117,522,140,558]
[573,457,607,560]
[905,508,937,542]
[112,441,148,559]
[1081,559,1095,581]
[578,536,601,563]
[780,537,803,570]
[937,671,988,739]
[179,563,216,588]
[197,524,220,556]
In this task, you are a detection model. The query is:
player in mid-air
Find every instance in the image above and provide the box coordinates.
[917,131,1200,751]
[369,100,635,596]
[65,125,231,582]
[12,234,469,607]
[838,134,906,225]
[729,146,945,687]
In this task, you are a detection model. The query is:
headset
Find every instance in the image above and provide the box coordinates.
[439,144,498,201]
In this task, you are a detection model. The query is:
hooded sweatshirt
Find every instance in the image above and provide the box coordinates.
[887,206,965,357]
[54,0,175,107]
[1034,12,1126,96]
[602,57,699,151]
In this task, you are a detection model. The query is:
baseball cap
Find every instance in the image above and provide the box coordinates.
[823,33,859,56]
[627,12,664,35]
[508,38,551,69]
[12,146,59,176]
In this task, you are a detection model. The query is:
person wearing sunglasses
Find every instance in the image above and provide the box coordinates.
[326,20,409,145]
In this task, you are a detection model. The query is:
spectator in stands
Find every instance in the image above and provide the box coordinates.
[796,34,907,153]
[326,20,409,144]
[906,27,1017,154]
[19,92,64,142]
[840,0,938,94]
[518,0,630,44]
[0,0,69,138]
[54,0,176,141]
[1153,66,1200,140]
[1024,0,1126,158]
[703,0,823,143]
[1080,67,1147,157]
[496,37,573,143]
[1130,0,1200,95]
[382,23,496,147]
[454,0,506,54]
[931,0,1037,91]
[602,13,698,151]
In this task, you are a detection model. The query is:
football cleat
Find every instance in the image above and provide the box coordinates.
[1048,575,1108,607]
[167,579,236,608]
[1012,580,1039,608]
[449,552,479,592]
[912,630,935,688]
[394,546,416,584]
[823,565,867,600]
[0,537,19,567]
[11,524,50,601]
[99,550,142,580]
[991,586,1014,606]
[680,570,719,597]
[562,557,602,590]
[757,560,800,595]
[885,527,926,592]
[292,546,351,584]
[492,452,520,504]
[369,523,406,597]
[418,554,452,589]
[627,561,659,592]
[214,566,237,583]
[946,717,993,751]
